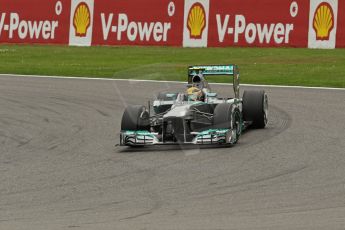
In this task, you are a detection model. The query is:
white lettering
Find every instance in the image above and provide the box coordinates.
[9,13,19,39]
[285,24,294,43]
[100,12,171,43]
[245,23,256,44]
[42,21,51,40]
[162,22,171,42]
[127,21,138,41]
[6,13,58,40]
[0,13,6,36]
[138,22,154,41]
[216,14,229,43]
[117,13,128,41]
[101,13,113,40]
[28,21,43,39]
[274,23,285,44]
[18,20,28,39]
[51,21,58,39]
[257,23,274,44]
[225,14,295,45]
[234,15,245,43]
[153,22,163,42]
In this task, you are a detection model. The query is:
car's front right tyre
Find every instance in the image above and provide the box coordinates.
[121,105,150,131]
[213,103,241,145]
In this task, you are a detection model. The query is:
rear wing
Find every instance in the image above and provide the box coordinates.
[188,65,240,98]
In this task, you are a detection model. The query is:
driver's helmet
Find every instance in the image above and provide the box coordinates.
[186,86,203,101]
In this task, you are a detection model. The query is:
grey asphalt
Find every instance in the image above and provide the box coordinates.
[0,75,345,230]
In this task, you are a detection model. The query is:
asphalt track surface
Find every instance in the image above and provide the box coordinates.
[0,75,345,230]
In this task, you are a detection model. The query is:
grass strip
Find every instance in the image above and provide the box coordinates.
[1,44,344,88]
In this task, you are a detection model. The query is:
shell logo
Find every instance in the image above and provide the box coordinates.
[312,2,334,41]
[73,2,91,37]
[187,3,206,39]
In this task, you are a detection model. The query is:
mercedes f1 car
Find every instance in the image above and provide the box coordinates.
[120,65,268,147]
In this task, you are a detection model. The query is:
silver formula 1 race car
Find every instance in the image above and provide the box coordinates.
[120,65,268,147]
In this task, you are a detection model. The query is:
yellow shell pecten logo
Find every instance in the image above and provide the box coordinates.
[187,3,206,39]
[73,2,91,37]
[313,2,334,41]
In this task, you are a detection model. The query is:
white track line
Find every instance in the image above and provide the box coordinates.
[0,73,344,91]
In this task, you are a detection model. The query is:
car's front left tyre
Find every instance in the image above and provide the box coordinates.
[242,90,268,129]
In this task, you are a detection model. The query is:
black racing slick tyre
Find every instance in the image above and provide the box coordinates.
[121,105,150,131]
[213,103,232,129]
[242,90,268,129]
[213,103,241,145]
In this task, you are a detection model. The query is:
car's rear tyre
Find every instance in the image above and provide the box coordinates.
[213,103,241,145]
[242,90,268,128]
[121,105,150,131]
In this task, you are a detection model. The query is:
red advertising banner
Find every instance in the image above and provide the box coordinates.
[336,0,345,47]
[91,0,184,46]
[0,0,71,44]
[207,0,310,47]
[0,0,344,48]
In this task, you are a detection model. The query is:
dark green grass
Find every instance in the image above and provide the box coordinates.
[0,44,344,87]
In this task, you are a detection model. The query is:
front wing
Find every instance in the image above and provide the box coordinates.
[120,129,238,146]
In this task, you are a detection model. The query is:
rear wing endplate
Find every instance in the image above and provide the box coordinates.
[188,65,240,98]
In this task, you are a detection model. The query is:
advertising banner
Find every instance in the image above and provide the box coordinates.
[91,0,184,46]
[207,0,310,47]
[0,0,70,44]
[336,0,345,47]
[0,0,344,48]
